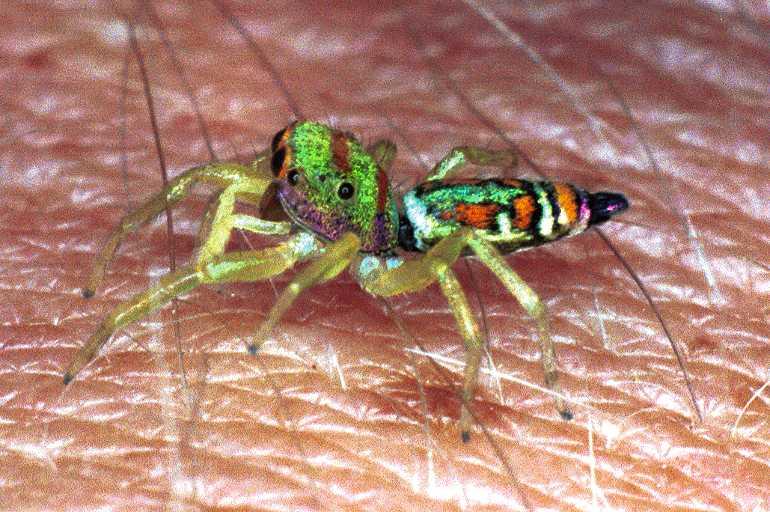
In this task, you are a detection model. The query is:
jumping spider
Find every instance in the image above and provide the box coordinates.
[66,121,628,441]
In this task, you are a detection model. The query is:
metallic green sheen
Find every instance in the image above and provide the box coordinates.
[419,180,527,208]
[402,180,534,252]
[345,137,381,234]
[291,122,332,178]
[284,121,398,252]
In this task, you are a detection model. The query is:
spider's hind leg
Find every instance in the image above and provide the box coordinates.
[427,146,517,181]
[466,236,573,421]
[435,267,485,443]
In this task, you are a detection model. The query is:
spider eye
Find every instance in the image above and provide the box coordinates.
[271,147,286,176]
[287,170,300,186]
[338,182,354,199]
[271,128,286,152]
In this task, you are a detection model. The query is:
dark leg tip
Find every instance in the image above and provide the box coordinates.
[63,373,73,386]
[560,409,574,421]
[247,344,259,355]
[81,288,95,299]
[461,430,471,443]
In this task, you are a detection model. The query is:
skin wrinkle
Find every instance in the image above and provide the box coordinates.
[2,1,769,511]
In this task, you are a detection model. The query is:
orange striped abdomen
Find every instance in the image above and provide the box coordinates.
[399,178,625,253]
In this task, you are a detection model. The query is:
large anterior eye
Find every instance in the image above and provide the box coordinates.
[337,182,354,199]
[271,128,286,152]
[271,147,286,176]
[287,170,300,186]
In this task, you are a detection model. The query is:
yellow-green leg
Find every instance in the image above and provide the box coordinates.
[64,231,323,384]
[356,228,571,441]
[70,155,301,384]
[435,267,484,442]
[366,140,398,172]
[194,179,291,267]
[427,146,517,181]
[247,232,361,354]
[355,230,483,441]
[465,236,573,421]
[83,161,272,297]
[65,265,202,384]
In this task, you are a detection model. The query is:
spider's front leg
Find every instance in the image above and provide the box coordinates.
[356,228,572,441]
[65,168,306,384]
[64,231,320,384]
[247,232,361,354]
[82,157,271,298]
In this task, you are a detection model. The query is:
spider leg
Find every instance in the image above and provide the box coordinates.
[71,160,304,383]
[188,161,294,267]
[64,231,322,384]
[366,139,398,171]
[356,228,571,440]
[83,161,272,298]
[247,232,361,354]
[194,179,291,267]
[427,146,517,181]
[436,268,484,442]
[355,230,482,441]
[465,235,573,421]
[65,265,201,384]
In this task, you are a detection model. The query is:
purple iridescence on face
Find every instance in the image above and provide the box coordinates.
[371,214,392,251]
[277,184,342,238]
[277,182,392,252]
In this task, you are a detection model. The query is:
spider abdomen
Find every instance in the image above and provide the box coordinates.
[400,178,627,253]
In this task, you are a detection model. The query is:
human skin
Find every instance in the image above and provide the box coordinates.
[1,1,769,510]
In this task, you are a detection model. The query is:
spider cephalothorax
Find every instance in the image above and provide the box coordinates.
[67,121,628,442]
[270,121,400,253]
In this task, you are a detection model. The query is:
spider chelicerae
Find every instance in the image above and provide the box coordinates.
[66,120,628,442]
